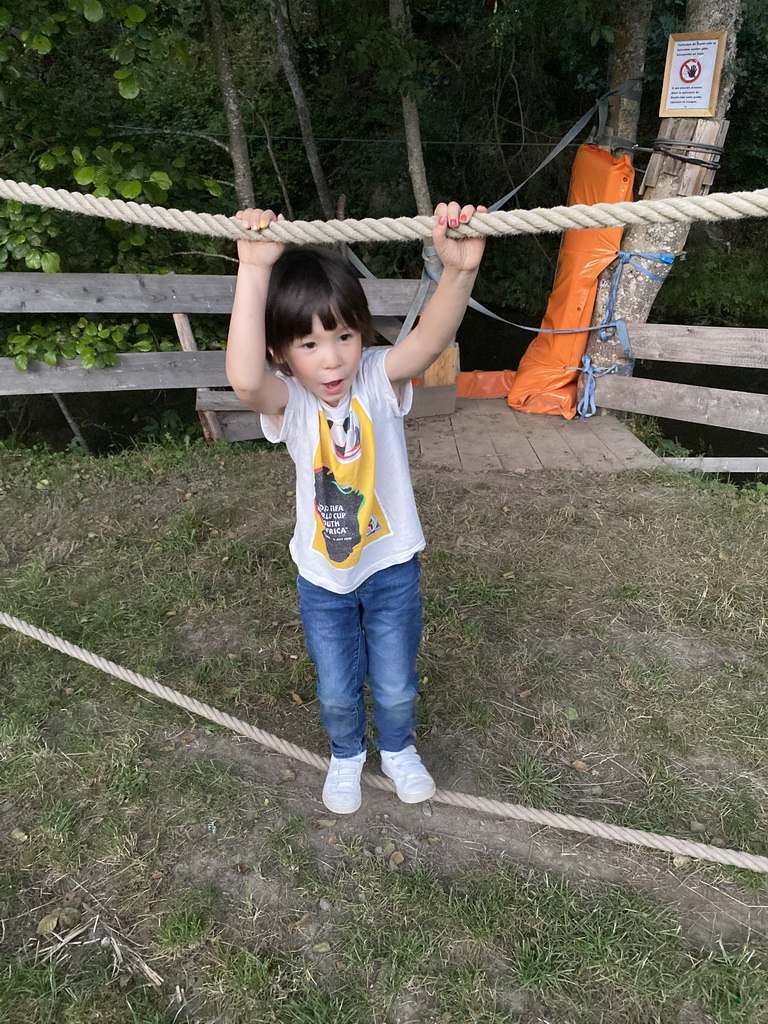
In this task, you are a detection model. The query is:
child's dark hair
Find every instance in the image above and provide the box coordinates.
[265,247,375,373]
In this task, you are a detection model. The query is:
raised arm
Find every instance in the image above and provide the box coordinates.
[225,208,290,416]
[384,202,487,387]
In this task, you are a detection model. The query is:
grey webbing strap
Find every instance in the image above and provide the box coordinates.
[349,241,433,345]
[346,247,375,280]
[395,248,436,344]
[487,78,642,214]
[349,77,645,341]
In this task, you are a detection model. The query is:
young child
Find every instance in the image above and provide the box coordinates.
[226,201,486,814]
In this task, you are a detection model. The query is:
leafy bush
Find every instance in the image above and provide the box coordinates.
[0,202,60,273]
[1,317,174,370]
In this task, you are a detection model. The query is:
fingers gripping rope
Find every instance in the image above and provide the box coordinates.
[3,177,768,243]
[2,611,768,874]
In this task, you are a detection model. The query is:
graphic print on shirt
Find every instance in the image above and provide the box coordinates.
[312,398,391,566]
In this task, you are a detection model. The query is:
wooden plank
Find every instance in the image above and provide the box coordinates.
[461,403,543,471]
[640,118,693,193]
[628,324,768,368]
[703,120,729,191]
[549,415,627,472]
[596,375,768,435]
[423,346,458,387]
[579,414,663,469]
[513,411,579,470]
[415,414,461,469]
[0,273,237,314]
[372,316,403,344]
[173,311,225,443]
[410,384,455,417]
[664,457,768,473]
[215,411,265,442]
[197,390,247,411]
[0,351,229,395]
[679,119,727,196]
[367,279,435,315]
[0,273,431,316]
[196,383,457,417]
[449,403,502,472]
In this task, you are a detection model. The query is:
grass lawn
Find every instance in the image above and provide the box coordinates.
[1,439,767,1023]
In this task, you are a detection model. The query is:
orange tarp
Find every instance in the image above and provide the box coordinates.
[506,145,634,418]
[456,369,517,399]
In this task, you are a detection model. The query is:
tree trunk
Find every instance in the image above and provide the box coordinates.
[389,0,453,395]
[582,0,741,384]
[267,0,335,220]
[577,0,652,407]
[604,0,654,153]
[256,111,295,220]
[388,0,432,216]
[205,0,254,209]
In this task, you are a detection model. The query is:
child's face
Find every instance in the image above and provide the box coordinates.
[283,316,363,407]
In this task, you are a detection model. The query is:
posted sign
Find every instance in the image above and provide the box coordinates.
[659,32,727,117]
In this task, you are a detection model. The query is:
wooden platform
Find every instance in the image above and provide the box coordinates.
[405,399,663,473]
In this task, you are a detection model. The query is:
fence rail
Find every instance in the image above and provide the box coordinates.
[627,324,768,369]
[594,321,768,440]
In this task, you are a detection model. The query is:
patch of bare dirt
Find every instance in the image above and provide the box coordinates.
[169,731,768,948]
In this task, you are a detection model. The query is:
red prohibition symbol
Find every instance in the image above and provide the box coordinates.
[680,58,702,83]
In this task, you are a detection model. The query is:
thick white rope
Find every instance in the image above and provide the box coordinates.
[2,611,767,873]
[3,177,768,243]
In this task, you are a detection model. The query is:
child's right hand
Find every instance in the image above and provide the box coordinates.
[235,208,285,268]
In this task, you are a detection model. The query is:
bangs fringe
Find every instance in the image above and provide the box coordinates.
[265,247,374,370]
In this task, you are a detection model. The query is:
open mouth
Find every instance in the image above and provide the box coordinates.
[322,380,343,393]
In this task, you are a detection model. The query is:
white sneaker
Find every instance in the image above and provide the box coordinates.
[380,745,436,804]
[322,751,366,814]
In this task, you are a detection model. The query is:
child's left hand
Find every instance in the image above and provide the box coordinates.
[432,202,487,273]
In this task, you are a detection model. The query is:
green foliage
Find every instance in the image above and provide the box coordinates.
[0,201,60,273]
[136,408,198,447]
[1,316,172,370]
[61,140,175,204]
[626,415,690,458]
[653,226,768,326]
[1,0,767,383]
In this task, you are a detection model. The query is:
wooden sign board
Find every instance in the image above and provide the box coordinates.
[659,32,727,117]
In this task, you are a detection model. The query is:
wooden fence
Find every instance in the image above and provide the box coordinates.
[595,324,768,436]
[1,273,766,468]
[0,272,443,442]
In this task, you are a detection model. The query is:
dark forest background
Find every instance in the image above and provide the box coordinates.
[1,0,767,450]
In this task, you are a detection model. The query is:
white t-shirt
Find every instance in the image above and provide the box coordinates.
[261,347,425,594]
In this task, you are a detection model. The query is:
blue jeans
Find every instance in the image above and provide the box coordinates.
[297,556,422,758]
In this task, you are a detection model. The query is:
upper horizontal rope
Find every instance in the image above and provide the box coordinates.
[3,177,768,244]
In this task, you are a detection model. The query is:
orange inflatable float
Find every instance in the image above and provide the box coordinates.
[505,144,634,418]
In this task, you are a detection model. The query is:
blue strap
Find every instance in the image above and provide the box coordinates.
[567,353,634,418]
[348,244,428,346]
[427,249,677,340]
[395,249,438,344]
[420,251,617,335]
[599,250,677,342]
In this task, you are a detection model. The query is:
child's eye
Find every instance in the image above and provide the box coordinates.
[339,333,352,341]
[301,341,316,350]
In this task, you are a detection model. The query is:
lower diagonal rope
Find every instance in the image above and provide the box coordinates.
[2,611,767,874]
